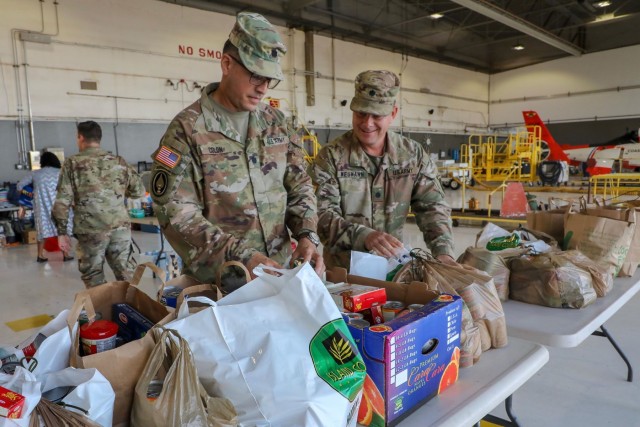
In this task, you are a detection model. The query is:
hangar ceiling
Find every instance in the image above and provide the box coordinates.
[158,0,640,74]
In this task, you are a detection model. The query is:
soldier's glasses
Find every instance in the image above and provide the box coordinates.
[229,55,281,90]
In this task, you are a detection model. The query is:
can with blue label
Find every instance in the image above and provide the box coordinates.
[160,286,182,308]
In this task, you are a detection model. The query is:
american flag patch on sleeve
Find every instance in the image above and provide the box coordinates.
[155,146,181,169]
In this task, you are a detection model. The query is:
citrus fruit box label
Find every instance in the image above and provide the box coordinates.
[348,294,463,426]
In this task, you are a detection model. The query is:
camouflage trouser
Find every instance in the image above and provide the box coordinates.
[75,227,133,288]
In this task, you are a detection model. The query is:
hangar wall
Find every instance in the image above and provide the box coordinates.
[1,0,639,182]
[489,45,640,142]
[0,0,488,181]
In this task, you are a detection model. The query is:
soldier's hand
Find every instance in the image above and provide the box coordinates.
[291,239,326,277]
[246,252,282,279]
[58,235,72,253]
[436,254,458,266]
[364,231,404,259]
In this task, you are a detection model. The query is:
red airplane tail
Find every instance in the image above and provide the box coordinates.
[522,111,570,162]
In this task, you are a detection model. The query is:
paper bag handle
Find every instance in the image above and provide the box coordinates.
[216,260,251,286]
[66,294,96,334]
[131,262,167,288]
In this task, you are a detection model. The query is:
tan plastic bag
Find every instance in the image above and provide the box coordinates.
[554,249,613,297]
[130,328,238,427]
[424,262,508,352]
[457,247,510,301]
[393,258,480,368]
[509,252,597,308]
[28,399,102,427]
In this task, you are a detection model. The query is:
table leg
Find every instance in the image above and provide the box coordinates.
[154,229,165,266]
[592,325,633,382]
[481,395,520,427]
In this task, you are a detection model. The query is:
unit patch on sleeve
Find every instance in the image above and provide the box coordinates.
[155,146,181,169]
[151,170,169,197]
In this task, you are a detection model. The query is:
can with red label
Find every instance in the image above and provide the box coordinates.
[382,301,405,322]
[80,320,118,355]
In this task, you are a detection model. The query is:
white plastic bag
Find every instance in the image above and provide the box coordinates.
[165,263,365,427]
[0,311,71,377]
[39,367,115,427]
[0,367,41,427]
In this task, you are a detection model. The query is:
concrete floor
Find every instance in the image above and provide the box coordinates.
[1,217,639,426]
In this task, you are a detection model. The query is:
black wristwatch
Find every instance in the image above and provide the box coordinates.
[297,230,320,247]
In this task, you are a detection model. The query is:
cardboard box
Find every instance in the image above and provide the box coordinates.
[0,386,25,419]
[22,230,36,245]
[327,268,463,426]
[326,282,387,312]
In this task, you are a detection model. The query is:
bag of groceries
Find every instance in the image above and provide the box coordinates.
[164,263,365,426]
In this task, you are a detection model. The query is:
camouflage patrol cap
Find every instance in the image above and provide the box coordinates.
[350,70,400,116]
[229,12,286,81]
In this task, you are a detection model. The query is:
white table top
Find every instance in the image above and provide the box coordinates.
[397,337,548,427]
[503,269,640,347]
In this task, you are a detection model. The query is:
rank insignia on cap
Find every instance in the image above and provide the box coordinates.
[155,146,181,169]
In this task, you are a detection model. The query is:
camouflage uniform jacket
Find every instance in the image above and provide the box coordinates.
[150,83,317,284]
[53,147,144,235]
[311,130,454,269]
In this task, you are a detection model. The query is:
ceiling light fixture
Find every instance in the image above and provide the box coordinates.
[593,1,611,8]
[429,12,444,19]
[512,43,525,51]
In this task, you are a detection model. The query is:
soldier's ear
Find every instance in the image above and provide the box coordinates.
[221,54,233,76]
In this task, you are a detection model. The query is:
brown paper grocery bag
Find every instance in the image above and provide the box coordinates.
[526,208,567,245]
[584,205,640,277]
[66,262,172,427]
[564,208,635,276]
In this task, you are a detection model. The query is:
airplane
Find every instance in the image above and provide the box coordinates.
[523,110,640,176]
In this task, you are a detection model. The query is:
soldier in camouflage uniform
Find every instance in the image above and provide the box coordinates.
[150,13,324,292]
[311,70,457,270]
[53,121,145,287]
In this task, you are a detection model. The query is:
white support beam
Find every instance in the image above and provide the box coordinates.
[451,0,583,56]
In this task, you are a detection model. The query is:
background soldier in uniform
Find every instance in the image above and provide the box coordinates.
[53,121,145,287]
[150,12,324,292]
[311,70,457,270]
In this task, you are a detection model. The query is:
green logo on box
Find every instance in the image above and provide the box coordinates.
[309,319,366,401]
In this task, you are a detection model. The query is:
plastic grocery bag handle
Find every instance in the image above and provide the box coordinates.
[216,260,251,286]
[176,284,223,309]
[252,263,299,277]
[176,295,218,319]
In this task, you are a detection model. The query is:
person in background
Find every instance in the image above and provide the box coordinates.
[17,152,73,263]
[311,70,457,270]
[150,12,324,293]
[53,121,145,287]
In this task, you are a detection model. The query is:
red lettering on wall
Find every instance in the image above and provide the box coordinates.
[178,45,221,59]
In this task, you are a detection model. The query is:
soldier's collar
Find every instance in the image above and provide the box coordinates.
[349,130,402,167]
[200,83,267,140]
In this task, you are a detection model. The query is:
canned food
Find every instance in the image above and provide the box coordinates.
[78,310,103,326]
[407,304,424,312]
[349,319,371,329]
[382,301,405,322]
[344,312,364,322]
[160,286,182,308]
[147,379,164,401]
[80,320,118,355]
